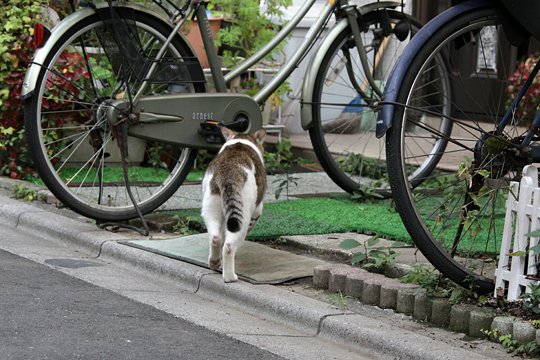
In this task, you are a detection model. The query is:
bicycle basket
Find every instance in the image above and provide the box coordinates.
[90,3,204,84]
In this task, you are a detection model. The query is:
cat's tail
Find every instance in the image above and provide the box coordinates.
[223,184,243,233]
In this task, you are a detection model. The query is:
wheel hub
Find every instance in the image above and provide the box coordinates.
[473,131,531,179]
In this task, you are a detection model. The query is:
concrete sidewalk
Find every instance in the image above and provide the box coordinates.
[0,175,511,359]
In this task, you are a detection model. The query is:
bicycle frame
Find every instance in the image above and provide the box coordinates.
[22,0,403,150]
[141,0,376,105]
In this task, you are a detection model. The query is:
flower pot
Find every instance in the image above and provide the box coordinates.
[182,17,223,68]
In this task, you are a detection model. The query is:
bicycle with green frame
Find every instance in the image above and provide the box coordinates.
[22,0,433,222]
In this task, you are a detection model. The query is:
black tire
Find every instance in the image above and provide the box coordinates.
[386,7,522,294]
[25,7,203,221]
[309,10,425,195]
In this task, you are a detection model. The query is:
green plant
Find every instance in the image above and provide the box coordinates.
[400,264,441,293]
[12,184,43,202]
[329,290,348,310]
[264,138,298,173]
[272,172,299,200]
[337,153,388,180]
[507,52,540,120]
[350,185,384,201]
[483,328,540,356]
[1,1,90,180]
[213,0,292,68]
[520,283,540,317]
[0,0,42,179]
[339,236,405,270]
[171,215,198,235]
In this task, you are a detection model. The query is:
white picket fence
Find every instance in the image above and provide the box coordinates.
[495,165,540,301]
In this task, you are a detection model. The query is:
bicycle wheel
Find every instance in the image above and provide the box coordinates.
[386,7,525,293]
[310,10,424,195]
[25,7,204,221]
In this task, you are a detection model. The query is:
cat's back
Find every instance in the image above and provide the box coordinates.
[205,139,266,202]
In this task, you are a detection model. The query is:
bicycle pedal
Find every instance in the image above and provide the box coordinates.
[198,121,225,144]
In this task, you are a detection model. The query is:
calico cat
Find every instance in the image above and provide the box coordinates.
[201,127,266,282]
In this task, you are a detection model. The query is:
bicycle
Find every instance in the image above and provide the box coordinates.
[376,0,540,294]
[22,0,424,223]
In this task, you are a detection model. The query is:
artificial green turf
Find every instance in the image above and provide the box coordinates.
[31,167,204,186]
[158,195,411,242]
[159,193,504,256]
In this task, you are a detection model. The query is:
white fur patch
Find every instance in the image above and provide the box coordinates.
[219,139,264,163]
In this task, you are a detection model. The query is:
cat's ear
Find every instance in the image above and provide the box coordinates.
[220,126,236,140]
[253,129,266,144]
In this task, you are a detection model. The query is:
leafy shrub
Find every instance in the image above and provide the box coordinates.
[0,1,42,179]
[0,2,90,180]
[507,53,540,120]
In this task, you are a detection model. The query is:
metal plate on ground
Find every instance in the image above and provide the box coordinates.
[121,233,324,284]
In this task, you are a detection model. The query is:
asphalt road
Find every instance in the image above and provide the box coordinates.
[0,238,283,359]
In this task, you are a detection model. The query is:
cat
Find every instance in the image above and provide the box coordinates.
[201,126,266,283]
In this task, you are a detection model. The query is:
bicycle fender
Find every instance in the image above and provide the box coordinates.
[301,1,402,130]
[301,18,348,130]
[21,3,198,100]
[375,0,492,138]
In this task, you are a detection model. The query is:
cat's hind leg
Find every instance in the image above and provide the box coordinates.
[202,194,223,270]
[221,228,248,283]
[248,202,264,231]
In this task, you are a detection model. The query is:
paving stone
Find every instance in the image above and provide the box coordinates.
[413,288,429,322]
[379,282,399,309]
[449,304,473,334]
[513,319,536,344]
[313,264,348,289]
[361,275,384,305]
[468,308,495,338]
[328,266,354,293]
[344,268,371,298]
[430,298,451,328]
[490,316,516,341]
[379,280,417,310]
[396,288,416,316]
[313,264,334,289]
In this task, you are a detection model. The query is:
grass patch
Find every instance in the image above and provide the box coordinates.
[158,193,504,256]
[30,166,204,186]
[157,195,411,242]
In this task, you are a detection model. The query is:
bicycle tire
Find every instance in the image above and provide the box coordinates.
[385,7,522,294]
[309,10,425,195]
[24,6,203,221]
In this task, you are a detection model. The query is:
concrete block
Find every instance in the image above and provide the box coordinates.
[313,264,339,289]
[396,288,416,315]
[361,275,383,305]
[448,304,473,333]
[328,266,353,293]
[513,319,536,344]
[430,298,451,328]
[344,268,370,298]
[379,283,399,309]
[413,289,429,322]
[490,316,515,341]
[379,280,417,310]
[468,308,495,338]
